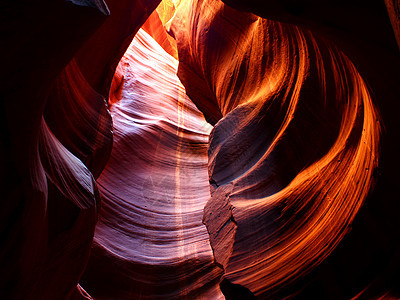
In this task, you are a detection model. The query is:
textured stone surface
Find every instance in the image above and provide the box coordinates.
[1,0,400,299]
[80,28,223,299]
[171,0,399,298]
[0,0,160,298]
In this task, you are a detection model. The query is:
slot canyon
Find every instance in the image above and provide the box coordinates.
[1,0,400,299]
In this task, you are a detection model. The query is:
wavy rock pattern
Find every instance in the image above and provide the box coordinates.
[44,59,113,179]
[0,2,108,298]
[171,0,381,298]
[80,29,223,299]
[1,0,400,298]
[0,0,161,298]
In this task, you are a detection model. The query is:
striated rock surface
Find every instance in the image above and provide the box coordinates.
[44,59,113,179]
[1,0,400,298]
[0,1,107,298]
[80,29,223,299]
[1,0,161,298]
[171,0,388,298]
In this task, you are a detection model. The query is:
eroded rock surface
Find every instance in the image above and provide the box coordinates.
[1,0,400,299]
[0,0,161,298]
[171,0,397,298]
[80,29,223,299]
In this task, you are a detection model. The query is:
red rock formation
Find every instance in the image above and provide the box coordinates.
[141,2,178,60]
[80,28,223,299]
[0,0,160,298]
[171,0,398,298]
[1,0,400,299]
[44,59,113,179]
[386,0,400,50]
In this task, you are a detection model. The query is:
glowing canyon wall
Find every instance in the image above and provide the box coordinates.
[1,0,400,299]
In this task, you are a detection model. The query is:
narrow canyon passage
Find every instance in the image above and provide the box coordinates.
[1,0,400,299]
[80,28,223,299]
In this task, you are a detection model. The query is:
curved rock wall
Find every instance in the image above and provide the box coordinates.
[170,0,394,298]
[1,0,400,299]
[80,28,223,299]
[0,0,160,298]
